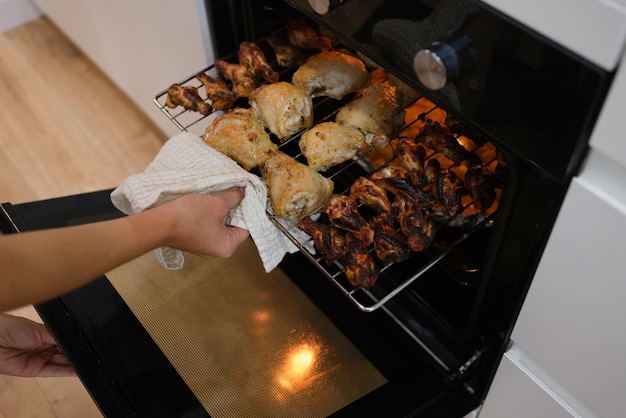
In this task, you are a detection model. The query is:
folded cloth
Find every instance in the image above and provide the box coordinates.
[110,131,297,272]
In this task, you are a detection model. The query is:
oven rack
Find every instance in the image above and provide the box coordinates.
[154,63,500,313]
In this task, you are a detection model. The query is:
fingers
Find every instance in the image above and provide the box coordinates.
[218,187,245,209]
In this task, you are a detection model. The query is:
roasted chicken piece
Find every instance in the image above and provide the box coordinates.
[165,84,212,115]
[299,121,366,171]
[464,165,497,211]
[249,81,314,142]
[286,17,333,51]
[195,73,235,111]
[342,232,378,289]
[324,194,374,245]
[350,176,392,213]
[214,59,257,98]
[391,195,435,252]
[370,164,435,209]
[390,137,428,188]
[202,108,277,170]
[298,217,346,264]
[416,120,480,165]
[425,159,466,214]
[335,83,405,149]
[370,212,410,265]
[264,151,334,220]
[266,35,307,68]
[238,41,280,84]
[292,51,370,100]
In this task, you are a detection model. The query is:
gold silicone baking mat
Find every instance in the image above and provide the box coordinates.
[106,239,387,418]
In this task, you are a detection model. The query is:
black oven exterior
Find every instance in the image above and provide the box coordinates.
[0,0,614,417]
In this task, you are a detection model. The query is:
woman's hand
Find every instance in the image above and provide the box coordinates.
[0,313,75,377]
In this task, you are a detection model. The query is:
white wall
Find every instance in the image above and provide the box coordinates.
[0,0,40,32]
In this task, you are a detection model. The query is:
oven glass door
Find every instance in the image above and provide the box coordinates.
[3,190,479,417]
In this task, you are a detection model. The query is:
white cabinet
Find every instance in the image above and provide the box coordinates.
[31,0,212,136]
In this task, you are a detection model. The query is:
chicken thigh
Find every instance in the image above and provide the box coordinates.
[299,121,366,171]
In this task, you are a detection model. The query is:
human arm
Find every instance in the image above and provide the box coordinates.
[0,188,249,311]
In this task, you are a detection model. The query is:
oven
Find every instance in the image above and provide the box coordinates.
[1,0,625,417]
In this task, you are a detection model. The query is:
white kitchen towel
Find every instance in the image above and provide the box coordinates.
[110,131,297,272]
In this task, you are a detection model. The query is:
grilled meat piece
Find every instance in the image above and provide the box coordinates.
[370,212,410,265]
[195,73,235,111]
[391,195,435,252]
[335,83,405,149]
[324,194,374,245]
[350,176,392,213]
[238,41,280,84]
[249,81,314,142]
[202,107,277,171]
[266,35,307,68]
[286,17,333,51]
[370,164,435,209]
[292,51,370,100]
[342,232,378,289]
[298,217,346,264]
[390,137,428,188]
[416,120,479,165]
[465,165,497,211]
[299,121,366,171]
[165,84,212,115]
[214,59,257,98]
[425,159,465,214]
[264,151,334,220]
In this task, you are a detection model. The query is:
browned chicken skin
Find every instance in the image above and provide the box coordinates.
[195,73,235,111]
[165,84,212,115]
[238,41,280,84]
[299,121,365,171]
[286,17,333,51]
[390,137,428,188]
[370,164,435,209]
[391,195,435,252]
[417,120,479,165]
[266,35,307,68]
[324,194,374,245]
[214,59,257,98]
[465,165,497,211]
[298,217,346,264]
[350,176,392,213]
[342,232,378,289]
[425,159,466,214]
[370,212,410,265]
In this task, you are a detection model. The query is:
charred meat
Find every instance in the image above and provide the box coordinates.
[195,73,235,111]
[370,212,410,265]
[299,217,347,264]
[350,176,392,214]
[165,84,212,115]
[215,59,257,98]
[342,232,378,289]
[391,195,435,252]
[324,194,374,245]
[238,41,280,84]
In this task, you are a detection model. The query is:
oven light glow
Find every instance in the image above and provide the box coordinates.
[276,343,319,392]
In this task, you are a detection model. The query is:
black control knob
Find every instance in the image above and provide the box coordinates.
[413,35,476,90]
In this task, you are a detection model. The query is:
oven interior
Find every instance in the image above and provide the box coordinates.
[150,0,611,410]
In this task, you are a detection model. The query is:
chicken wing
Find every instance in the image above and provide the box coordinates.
[214,59,257,98]
[249,81,314,141]
[324,194,374,245]
[292,51,370,100]
[349,176,392,213]
[286,17,333,51]
[299,121,366,171]
[370,164,435,209]
[165,84,212,115]
[464,165,497,211]
[264,151,334,220]
[390,137,428,188]
[202,107,277,170]
[238,41,280,84]
[196,73,235,111]
[416,120,479,165]
[425,159,465,214]
[266,35,307,68]
[391,195,435,252]
[335,83,405,149]
[342,232,378,289]
[298,217,346,264]
[370,212,410,265]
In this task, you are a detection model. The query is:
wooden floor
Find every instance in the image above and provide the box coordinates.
[0,17,167,417]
